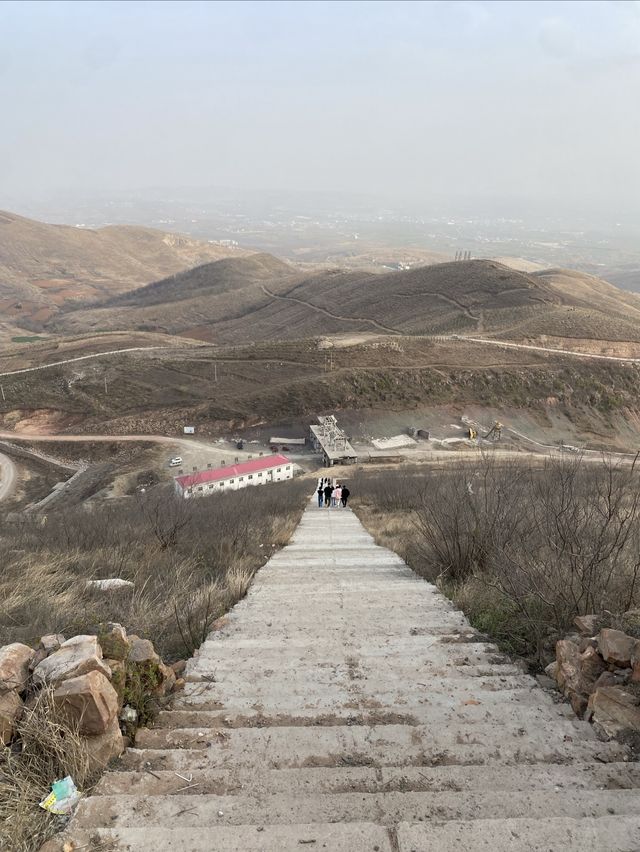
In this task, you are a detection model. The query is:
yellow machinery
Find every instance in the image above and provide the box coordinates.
[484,421,503,441]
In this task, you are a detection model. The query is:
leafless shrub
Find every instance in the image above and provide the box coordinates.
[353,454,640,662]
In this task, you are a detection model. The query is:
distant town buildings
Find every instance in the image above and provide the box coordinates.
[174,454,293,499]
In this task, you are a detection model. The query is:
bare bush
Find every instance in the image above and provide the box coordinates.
[353,455,640,662]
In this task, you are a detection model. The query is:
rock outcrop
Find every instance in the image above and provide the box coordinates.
[53,670,120,735]
[0,624,182,773]
[550,617,640,747]
[32,635,111,686]
[0,642,35,693]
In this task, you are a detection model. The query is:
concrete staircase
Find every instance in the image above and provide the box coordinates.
[64,502,640,850]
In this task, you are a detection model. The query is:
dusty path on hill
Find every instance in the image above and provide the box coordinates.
[260,284,403,335]
[453,335,640,363]
[0,345,180,377]
[0,452,16,501]
[1,429,637,470]
[60,501,640,851]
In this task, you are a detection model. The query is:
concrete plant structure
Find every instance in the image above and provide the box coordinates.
[309,414,358,466]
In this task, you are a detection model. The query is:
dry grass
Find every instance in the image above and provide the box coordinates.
[0,690,93,852]
[0,479,310,660]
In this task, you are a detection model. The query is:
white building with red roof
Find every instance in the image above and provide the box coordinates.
[174,454,293,499]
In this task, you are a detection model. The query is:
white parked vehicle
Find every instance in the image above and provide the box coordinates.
[169,457,183,467]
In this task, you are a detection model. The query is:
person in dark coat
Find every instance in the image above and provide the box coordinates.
[340,485,350,507]
[323,481,333,507]
[316,480,324,508]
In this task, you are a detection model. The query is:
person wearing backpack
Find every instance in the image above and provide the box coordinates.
[341,485,350,508]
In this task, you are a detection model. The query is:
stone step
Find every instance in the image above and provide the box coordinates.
[94,762,640,798]
[127,723,623,770]
[195,639,506,657]
[145,697,576,727]
[72,789,640,829]
[180,670,538,690]
[396,816,640,851]
[58,818,640,852]
[137,697,583,741]
[119,737,628,773]
[182,643,529,681]
[161,681,555,721]
[60,823,394,852]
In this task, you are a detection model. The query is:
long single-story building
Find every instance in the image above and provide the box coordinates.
[174,454,293,499]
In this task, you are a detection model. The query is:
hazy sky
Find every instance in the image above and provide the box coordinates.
[1,0,639,218]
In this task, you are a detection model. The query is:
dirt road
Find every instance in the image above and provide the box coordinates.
[0,345,198,378]
[451,335,640,364]
[0,452,17,501]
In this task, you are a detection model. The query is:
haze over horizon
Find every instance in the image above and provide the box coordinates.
[1,0,639,225]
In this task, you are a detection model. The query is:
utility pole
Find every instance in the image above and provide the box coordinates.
[0,385,4,401]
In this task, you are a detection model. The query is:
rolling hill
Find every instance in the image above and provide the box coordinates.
[51,255,640,345]
[0,210,251,326]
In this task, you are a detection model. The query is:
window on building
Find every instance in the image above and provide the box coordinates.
[229,479,234,484]
[286,465,291,470]
[258,472,263,477]
[248,474,253,480]
[239,477,244,482]
[277,468,281,472]
[197,486,203,491]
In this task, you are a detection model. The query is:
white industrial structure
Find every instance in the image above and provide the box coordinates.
[309,415,358,466]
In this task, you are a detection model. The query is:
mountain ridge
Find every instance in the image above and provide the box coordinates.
[50,254,640,344]
[0,209,252,326]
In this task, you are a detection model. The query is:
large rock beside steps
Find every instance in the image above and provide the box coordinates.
[82,714,124,773]
[597,629,639,668]
[0,643,35,693]
[53,670,119,735]
[0,689,23,744]
[32,635,111,686]
[588,685,640,741]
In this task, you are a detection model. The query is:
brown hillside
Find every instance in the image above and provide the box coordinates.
[3,337,640,455]
[0,209,251,326]
[52,257,640,345]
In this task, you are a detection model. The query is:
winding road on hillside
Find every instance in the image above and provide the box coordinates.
[1,332,639,381]
[0,452,16,501]
[60,502,640,850]
[0,345,180,377]
[449,335,640,363]
[260,284,403,335]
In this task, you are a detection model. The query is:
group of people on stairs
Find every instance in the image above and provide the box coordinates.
[317,478,350,508]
